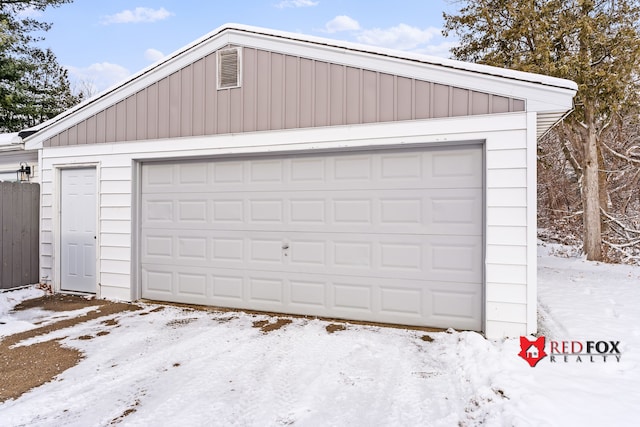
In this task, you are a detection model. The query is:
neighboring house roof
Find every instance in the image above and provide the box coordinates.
[24,23,577,149]
[0,133,24,152]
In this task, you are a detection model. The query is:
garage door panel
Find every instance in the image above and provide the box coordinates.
[143,269,173,295]
[212,199,244,223]
[250,159,285,183]
[143,234,483,284]
[177,236,207,261]
[379,286,423,317]
[142,147,483,194]
[142,230,480,283]
[177,271,207,296]
[177,199,208,223]
[141,188,482,235]
[250,238,284,264]
[290,279,327,307]
[142,198,174,223]
[249,199,284,223]
[141,145,484,330]
[143,163,175,187]
[426,281,483,330]
[142,262,480,329]
[212,274,244,301]
[426,235,484,283]
[428,147,483,188]
[249,276,284,303]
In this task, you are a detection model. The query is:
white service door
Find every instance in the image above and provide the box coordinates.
[141,146,483,330]
[61,168,97,293]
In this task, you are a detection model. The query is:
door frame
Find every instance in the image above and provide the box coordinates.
[54,164,100,295]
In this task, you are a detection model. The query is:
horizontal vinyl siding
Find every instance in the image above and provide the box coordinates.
[40,155,133,297]
[486,226,527,246]
[486,301,527,323]
[40,114,535,337]
[486,320,526,337]
[486,169,526,188]
[43,47,526,147]
[484,127,531,336]
[485,245,527,265]
[40,177,54,281]
[98,160,131,296]
[485,283,527,304]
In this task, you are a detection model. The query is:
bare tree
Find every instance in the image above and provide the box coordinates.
[444,0,640,261]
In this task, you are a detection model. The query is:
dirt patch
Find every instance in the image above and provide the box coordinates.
[166,317,198,327]
[421,335,434,342]
[5,300,140,348]
[139,306,165,316]
[326,323,347,334]
[252,318,292,333]
[109,399,141,425]
[0,339,82,402]
[13,293,103,312]
[143,299,446,333]
[0,294,142,403]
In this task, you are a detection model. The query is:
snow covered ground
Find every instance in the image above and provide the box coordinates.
[1,242,638,426]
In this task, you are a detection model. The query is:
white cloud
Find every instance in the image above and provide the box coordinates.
[324,15,360,33]
[67,62,131,93]
[275,0,318,8]
[101,7,173,25]
[356,23,441,51]
[319,18,453,56]
[414,40,458,59]
[144,48,165,63]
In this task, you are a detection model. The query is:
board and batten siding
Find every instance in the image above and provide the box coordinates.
[42,47,525,147]
[38,113,536,337]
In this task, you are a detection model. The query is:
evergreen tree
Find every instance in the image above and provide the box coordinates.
[443,0,640,261]
[0,0,79,132]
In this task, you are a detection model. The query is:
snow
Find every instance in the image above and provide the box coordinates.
[0,132,21,147]
[1,244,638,426]
[0,287,45,337]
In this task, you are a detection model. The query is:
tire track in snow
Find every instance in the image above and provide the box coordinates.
[264,321,306,425]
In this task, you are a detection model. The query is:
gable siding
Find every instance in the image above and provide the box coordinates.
[43,47,525,147]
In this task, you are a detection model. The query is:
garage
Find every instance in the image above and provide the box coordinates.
[140,144,483,330]
[24,24,577,337]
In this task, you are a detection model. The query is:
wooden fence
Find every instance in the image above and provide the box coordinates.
[0,181,39,289]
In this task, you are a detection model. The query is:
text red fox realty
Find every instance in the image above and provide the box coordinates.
[519,336,622,366]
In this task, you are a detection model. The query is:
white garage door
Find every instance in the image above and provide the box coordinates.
[140,145,483,330]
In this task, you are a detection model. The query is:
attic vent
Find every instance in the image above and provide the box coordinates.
[217,48,241,89]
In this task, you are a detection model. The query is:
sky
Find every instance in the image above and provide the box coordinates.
[25,0,458,93]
